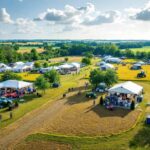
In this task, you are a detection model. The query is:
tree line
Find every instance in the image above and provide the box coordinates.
[1,42,150,64]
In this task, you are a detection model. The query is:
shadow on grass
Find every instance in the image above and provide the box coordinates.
[64,90,91,105]
[129,124,150,149]
[64,86,130,118]
[86,104,131,118]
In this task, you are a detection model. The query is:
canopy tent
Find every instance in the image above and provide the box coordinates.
[136,61,145,65]
[100,63,115,70]
[59,64,73,69]
[0,80,33,89]
[71,62,80,68]
[109,81,143,95]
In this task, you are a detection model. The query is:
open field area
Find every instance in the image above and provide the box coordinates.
[18,47,45,54]
[116,64,150,81]
[50,56,82,63]
[0,57,150,150]
[130,46,150,53]
[14,81,150,150]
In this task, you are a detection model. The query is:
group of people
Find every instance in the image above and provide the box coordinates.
[0,87,36,99]
[105,93,134,108]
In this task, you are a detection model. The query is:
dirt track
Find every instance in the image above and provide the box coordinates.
[0,98,69,150]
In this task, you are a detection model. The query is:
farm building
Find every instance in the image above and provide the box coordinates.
[100,63,115,71]
[105,81,143,109]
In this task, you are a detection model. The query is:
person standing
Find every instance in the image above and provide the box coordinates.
[10,112,13,119]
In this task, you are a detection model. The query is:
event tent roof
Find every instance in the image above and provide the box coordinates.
[0,80,33,89]
[108,81,143,95]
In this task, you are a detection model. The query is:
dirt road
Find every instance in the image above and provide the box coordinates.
[0,98,69,150]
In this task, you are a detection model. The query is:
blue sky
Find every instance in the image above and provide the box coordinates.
[0,0,150,39]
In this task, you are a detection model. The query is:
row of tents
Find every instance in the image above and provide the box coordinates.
[0,61,81,74]
[0,62,34,73]
[39,62,81,74]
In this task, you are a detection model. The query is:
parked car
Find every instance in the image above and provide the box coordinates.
[86,92,97,99]
[96,83,108,93]
[52,83,60,88]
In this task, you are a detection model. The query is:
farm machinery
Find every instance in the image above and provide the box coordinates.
[137,71,146,78]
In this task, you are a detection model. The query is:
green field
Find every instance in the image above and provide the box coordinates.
[130,46,150,53]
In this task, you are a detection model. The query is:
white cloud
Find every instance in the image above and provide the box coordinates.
[35,3,119,27]
[0,8,14,24]
[15,18,42,34]
[131,1,150,21]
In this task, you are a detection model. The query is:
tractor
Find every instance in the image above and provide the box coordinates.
[137,71,146,78]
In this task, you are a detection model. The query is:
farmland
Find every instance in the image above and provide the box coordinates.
[130,46,150,53]
[18,46,45,54]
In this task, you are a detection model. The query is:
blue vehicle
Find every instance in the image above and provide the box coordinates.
[0,97,13,109]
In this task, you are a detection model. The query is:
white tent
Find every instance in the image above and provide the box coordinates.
[59,64,73,69]
[109,81,143,95]
[71,62,80,69]
[12,65,29,72]
[0,80,33,89]
[100,63,115,70]
[105,57,122,63]
[40,66,60,73]
[0,65,12,72]
[14,62,25,66]
[136,61,145,65]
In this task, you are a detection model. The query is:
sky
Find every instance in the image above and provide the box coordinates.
[0,0,150,39]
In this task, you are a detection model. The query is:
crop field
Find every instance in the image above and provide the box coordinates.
[18,47,45,54]
[50,56,82,63]
[116,64,150,81]
[130,46,150,53]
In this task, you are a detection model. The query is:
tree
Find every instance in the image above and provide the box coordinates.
[89,69,104,88]
[35,76,50,93]
[104,69,118,87]
[89,69,118,88]
[30,49,39,60]
[82,57,91,65]
[64,57,69,62]
[84,52,93,59]
[1,71,22,81]
[34,62,42,68]
[44,70,60,84]
[43,62,49,68]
